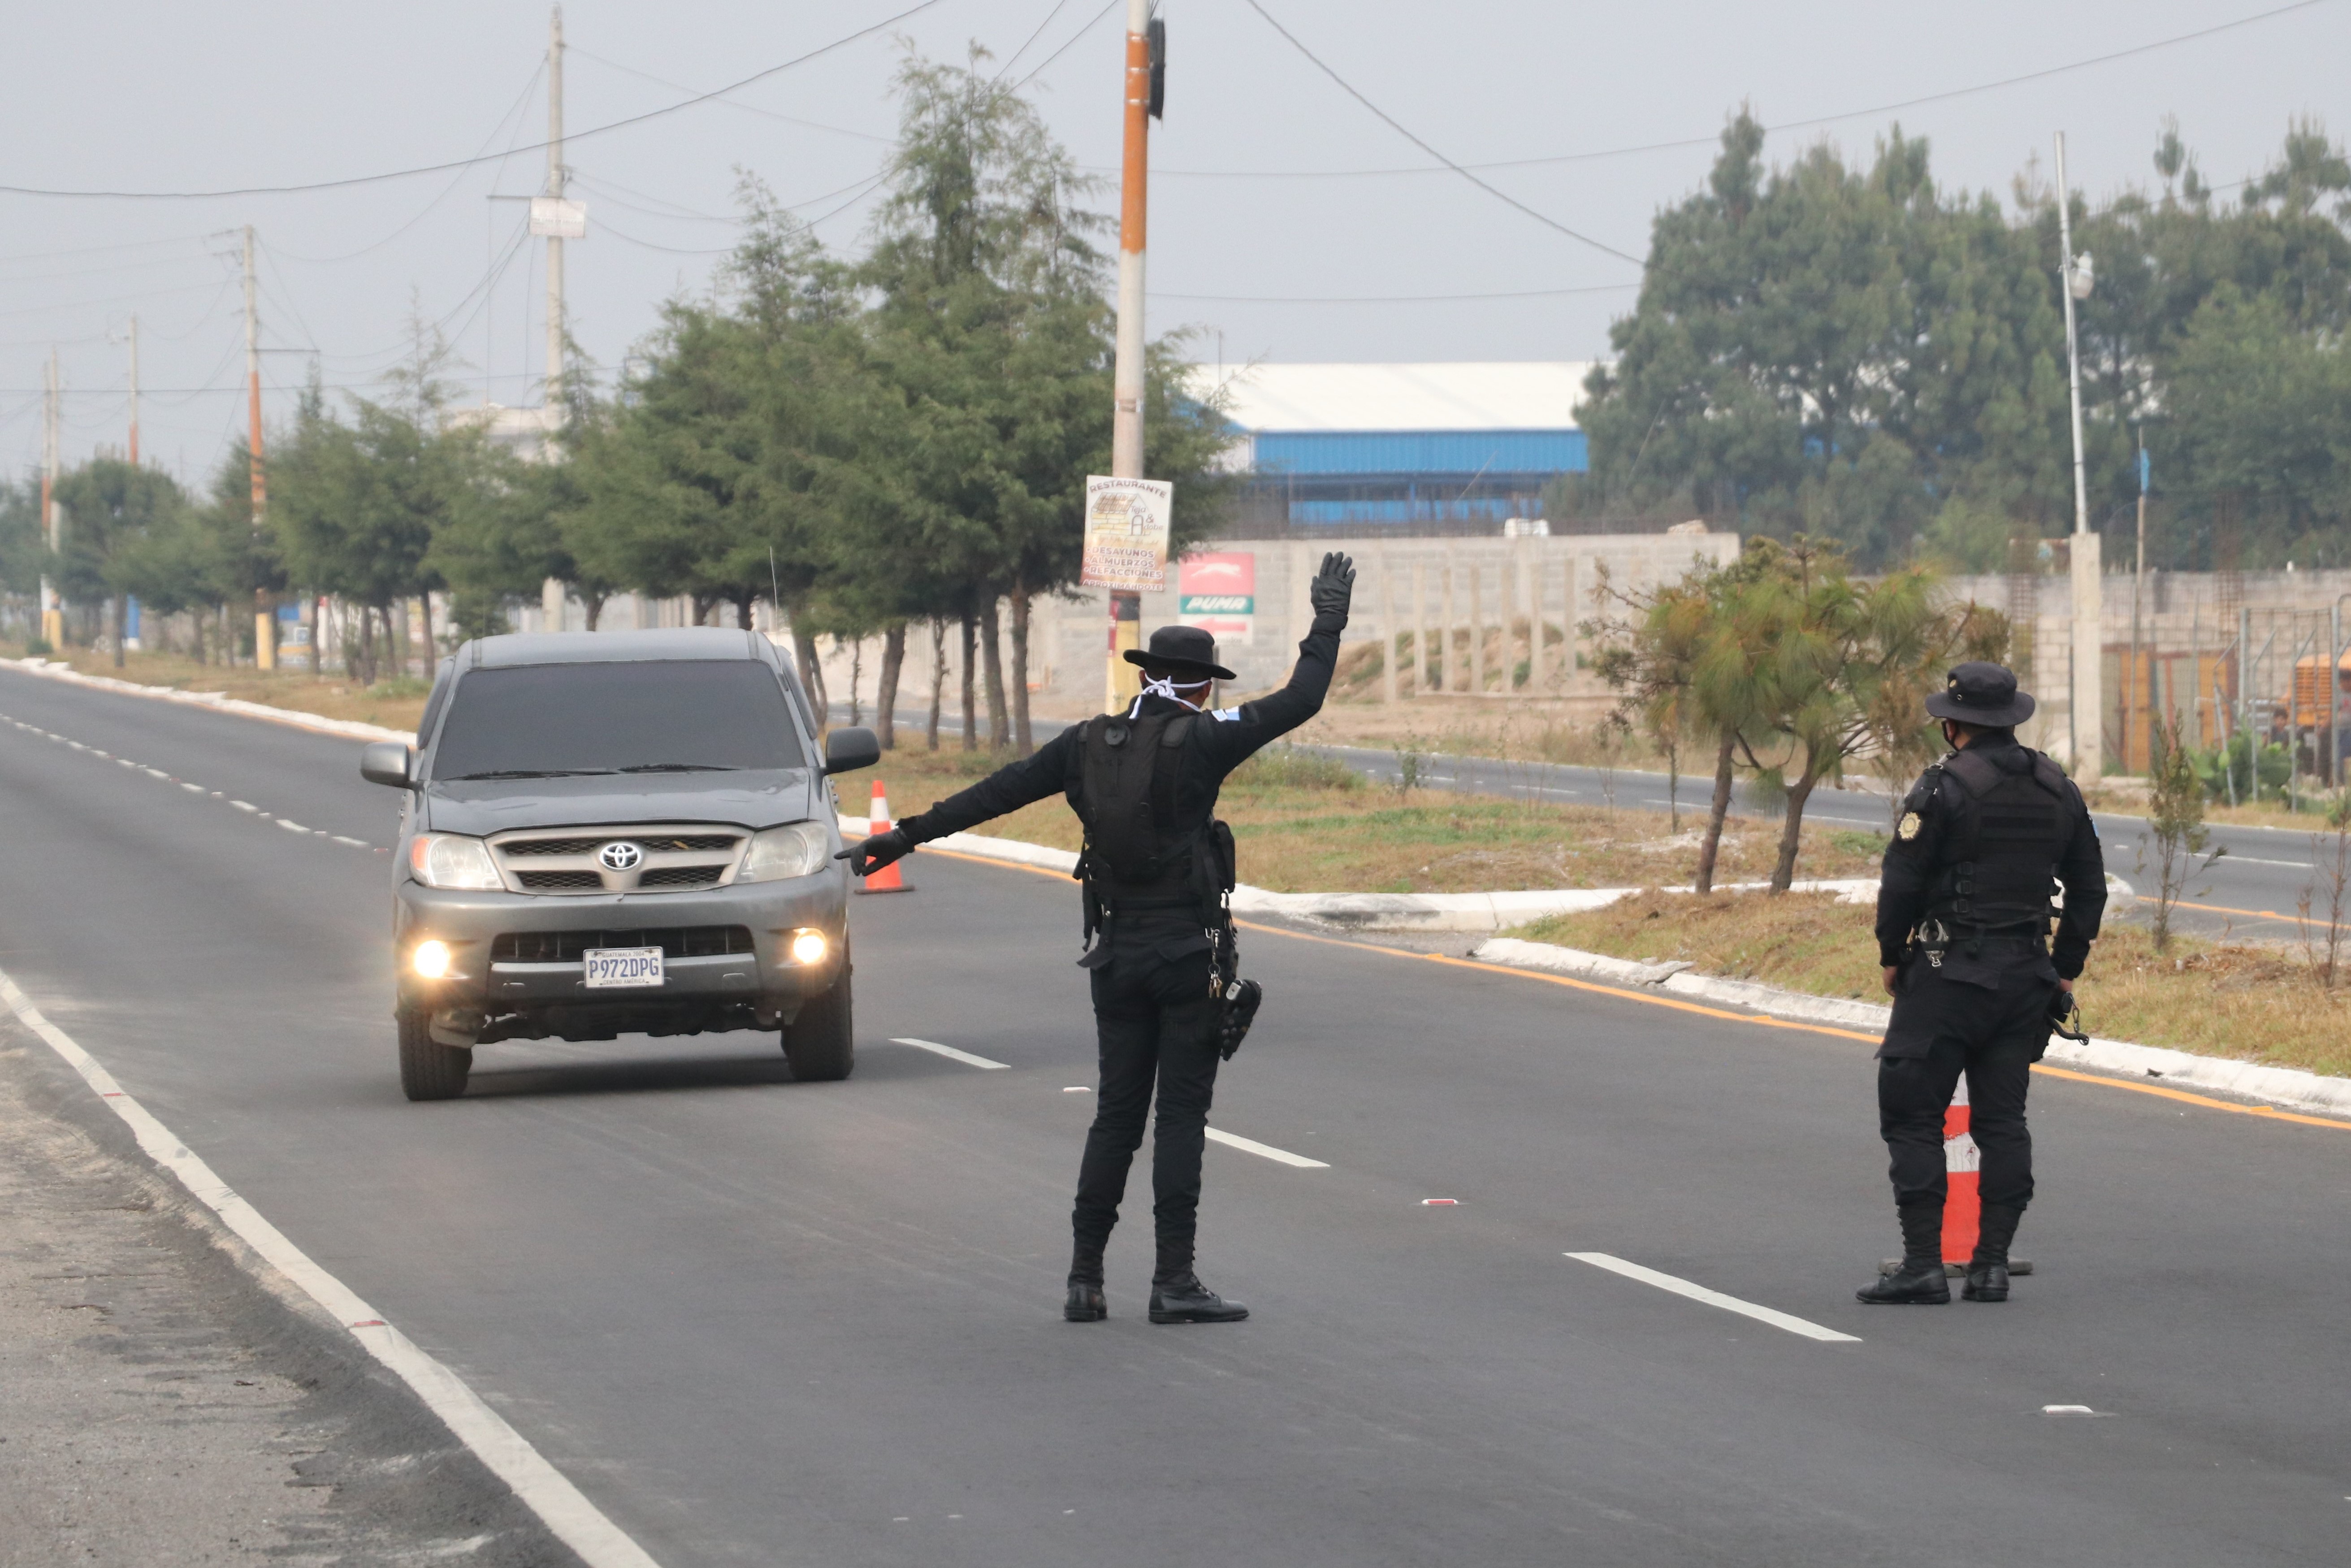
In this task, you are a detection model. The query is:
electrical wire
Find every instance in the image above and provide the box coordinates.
[593,220,737,256]
[570,174,738,225]
[1234,0,1645,267]
[1160,0,2336,180]
[0,0,953,201]
[1153,281,1638,303]
[0,279,230,321]
[995,0,1079,82]
[569,46,898,146]
[267,61,548,264]
[1014,0,1118,87]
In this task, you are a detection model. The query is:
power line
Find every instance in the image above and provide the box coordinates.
[1014,0,1118,87]
[267,59,548,265]
[569,47,897,145]
[1154,281,1639,303]
[0,0,952,201]
[1234,0,1646,268]
[1161,0,2335,180]
[994,0,1079,82]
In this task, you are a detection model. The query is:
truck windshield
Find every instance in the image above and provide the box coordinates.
[431,661,805,780]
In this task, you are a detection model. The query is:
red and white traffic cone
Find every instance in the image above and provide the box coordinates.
[856,779,912,895]
[1941,1080,1980,1275]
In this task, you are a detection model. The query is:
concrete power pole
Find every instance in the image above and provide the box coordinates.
[1103,0,1159,711]
[2054,133,2100,783]
[127,314,140,467]
[244,226,276,670]
[40,351,61,651]
[541,3,569,636]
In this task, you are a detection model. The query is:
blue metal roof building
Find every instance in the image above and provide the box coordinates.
[1193,362,1593,529]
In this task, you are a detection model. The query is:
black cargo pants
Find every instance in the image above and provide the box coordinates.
[1072,913,1223,1278]
[1876,935,2058,1215]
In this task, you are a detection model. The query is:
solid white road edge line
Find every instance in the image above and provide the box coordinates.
[1566,1252,1861,1344]
[887,1036,1010,1070]
[1204,1127,1330,1168]
[0,967,664,1568]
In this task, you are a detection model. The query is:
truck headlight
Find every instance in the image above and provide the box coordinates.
[409,833,503,890]
[738,822,829,883]
[412,940,454,978]
[788,929,829,965]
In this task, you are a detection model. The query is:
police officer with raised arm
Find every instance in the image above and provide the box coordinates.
[1859,662,2106,1306]
[847,554,1356,1325]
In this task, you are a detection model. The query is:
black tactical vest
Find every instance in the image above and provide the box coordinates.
[1069,709,1199,887]
[1924,744,2075,931]
[1065,710,1237,940]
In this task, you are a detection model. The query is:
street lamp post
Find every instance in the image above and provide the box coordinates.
[2055,132,2102,783]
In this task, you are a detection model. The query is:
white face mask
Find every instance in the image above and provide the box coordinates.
[1131,674,1212,716]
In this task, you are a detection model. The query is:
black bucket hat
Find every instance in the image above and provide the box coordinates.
[1925,661,2035,728]
[1123,624,1235,682]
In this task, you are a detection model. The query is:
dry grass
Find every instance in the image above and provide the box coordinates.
[6,644,433,732]
[836,742,1884,894]
[1513,891,2351,1080]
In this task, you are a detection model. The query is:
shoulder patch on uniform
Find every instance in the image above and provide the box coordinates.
[1211,706,1243,723]
[1897,810,1922,840]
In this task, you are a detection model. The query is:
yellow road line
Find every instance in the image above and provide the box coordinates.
[924,845,2351,1136]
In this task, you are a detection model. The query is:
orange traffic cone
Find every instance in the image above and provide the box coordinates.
[1941,1080,1980,1271]
[856,779,912,895]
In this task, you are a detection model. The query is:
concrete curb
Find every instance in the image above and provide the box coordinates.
[3,658,416,746]
[1468,936,2351,1121]
[840,818,1882,932]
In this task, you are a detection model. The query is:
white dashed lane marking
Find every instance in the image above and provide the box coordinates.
[1567,1252,1861,1343]
[2,712,386,855]
[1204,1128,1329,1169]
[888,1037,1011,1070]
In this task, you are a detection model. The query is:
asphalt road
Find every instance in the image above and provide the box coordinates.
[6,665,2351,1566]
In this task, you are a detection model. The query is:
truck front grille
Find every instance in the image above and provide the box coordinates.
[491,926,758,963]
[517,870,604,891]
[484,822,751,895]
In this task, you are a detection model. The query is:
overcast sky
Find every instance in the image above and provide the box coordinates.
[3,0,2343,485]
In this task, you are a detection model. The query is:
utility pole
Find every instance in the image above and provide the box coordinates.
[245,225,274,671]
[1103,0,1161,711]
[2055,133,2100,783]
[127,314,140,467]
[540,3,569,635]
[40,352,61,651]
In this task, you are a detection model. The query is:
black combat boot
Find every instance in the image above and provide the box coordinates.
[1064,1241,1107,1323]
[1964,1203,2022,1302]
[1857,1202,1951,1305]
[1148,1272,1249,1324]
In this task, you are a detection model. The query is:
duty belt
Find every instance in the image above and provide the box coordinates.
[1916,916,2044,968]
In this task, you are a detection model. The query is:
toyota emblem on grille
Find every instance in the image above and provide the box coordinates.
[598,841,645,872]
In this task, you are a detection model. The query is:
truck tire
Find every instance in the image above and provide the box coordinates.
[783,965,854,1083]
[397,1008,472,1101]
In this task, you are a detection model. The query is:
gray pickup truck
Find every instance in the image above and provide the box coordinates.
[359,628,879,1100]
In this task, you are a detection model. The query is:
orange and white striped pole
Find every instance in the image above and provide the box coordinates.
[1941,1080,1980,1271]
[857,779,912,895]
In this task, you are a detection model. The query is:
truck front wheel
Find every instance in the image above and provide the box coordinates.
[397,1008,472,1101]
[782,958,853,1083]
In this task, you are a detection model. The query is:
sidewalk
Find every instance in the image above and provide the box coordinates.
[0,1024,572,1567]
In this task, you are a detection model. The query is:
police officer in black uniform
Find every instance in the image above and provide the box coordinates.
[847,553,1355,1325]
[1859,662,2106,1306]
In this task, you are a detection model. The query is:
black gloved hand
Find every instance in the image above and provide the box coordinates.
[1309,551,1355,628]
[839,826,914,877]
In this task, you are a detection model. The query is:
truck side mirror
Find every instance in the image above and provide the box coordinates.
[360,740,416,790]
[823,727,881,777]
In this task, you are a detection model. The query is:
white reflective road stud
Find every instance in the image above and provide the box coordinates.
[1204,1127,1329,1168]
[888,1037,1010,1070]
[0,966,665,1568]
[1567,1252,1861,1343]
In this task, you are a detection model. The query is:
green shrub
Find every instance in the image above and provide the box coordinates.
[23,637,54,658]
[1232,745,1361,792]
